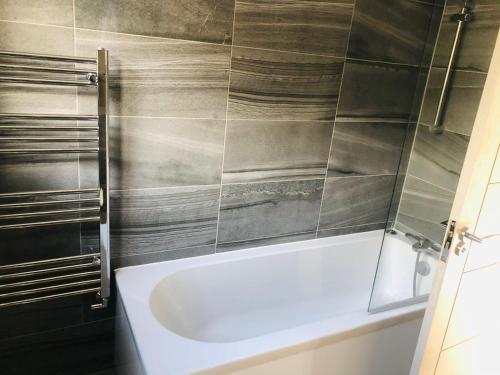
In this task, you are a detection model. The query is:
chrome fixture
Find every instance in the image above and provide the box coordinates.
[0,49,110,308]
[430,7,472,134]
[405,232,441,259]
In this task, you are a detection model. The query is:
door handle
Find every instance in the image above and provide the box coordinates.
[460,231,500,244]
[454,229,500,255]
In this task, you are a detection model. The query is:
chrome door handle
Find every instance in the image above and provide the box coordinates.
[455,228,500,255]
[460,231,500,244]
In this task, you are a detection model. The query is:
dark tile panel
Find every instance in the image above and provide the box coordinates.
[75,0,235,44]
[217,179,323,244]
[223,120,333,183]
[233,0,354,56]
[0,224,81,265]
[216,231,316,252]
[0,297,83,341]
[80,117,225,190]
[319,175,395,230]
[317,222,386,238]
[420,68,486,136]
[433,1,500,73]
[407,124,470,192]
[397,175,454,243]
[111,244,214,268]
[0,318,115,375]
[0,22,77,115]
[337,60,419,119]
[0,0,74,27]
[228,47,344,121]
[327,120,407,177]
[0,154,79,193]
[75,29,231,119]
[0,21,74,55]
[110,186,220,258]
[348,0,434,65]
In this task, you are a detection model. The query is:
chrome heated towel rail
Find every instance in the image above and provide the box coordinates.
[0,49,110,309]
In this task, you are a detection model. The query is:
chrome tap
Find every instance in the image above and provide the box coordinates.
[405,232,441,258]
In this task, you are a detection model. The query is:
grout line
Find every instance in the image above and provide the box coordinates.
[406,173,457,194]
[230,44,346,60]
[110,184,221,194]
[347,56,421,69]
[73,26,232,48]
[315,0,357,238]
[214,2,238,251]
[218,229,316,247]
[325,173,397,180]
[221,176,326,186]
[317,221,387,234]
[0,19,74,30]
[107,114,334,123]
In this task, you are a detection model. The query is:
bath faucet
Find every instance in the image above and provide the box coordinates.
[405,233,441,259]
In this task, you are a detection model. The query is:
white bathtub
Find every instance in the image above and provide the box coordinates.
[115,230,426,375]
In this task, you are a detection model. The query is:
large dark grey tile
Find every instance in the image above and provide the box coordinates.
[228,47,343,121]
[223,120,333,183]
[420,68,486,135]
[348,0,434,65]
[407,124,470,192]
[0,224,81,265]
[319,175,395,230]
[0,21,77,115]
[337,60,419,119]
[218,179,323,244]
[327,120,407,177]
[75,0,235,44]
[0,0,74,26]
[0,153,79,193]
[233,0,354,56]
[0,297,83,341]
[433,1,500,73]
[216,231,316,252]
[397,175,454,243]
[80,117,225,190]
[76,29,231,119]
[110,186,220,258]
[317,222,386,238]
[0,318,115,375]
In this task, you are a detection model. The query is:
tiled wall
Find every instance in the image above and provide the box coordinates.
[0,1,437,374]
[395,0,500,244]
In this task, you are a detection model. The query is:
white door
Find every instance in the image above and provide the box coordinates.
[411,29,500,375]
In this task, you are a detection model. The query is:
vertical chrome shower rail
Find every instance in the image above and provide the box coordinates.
[430,7,471,134]
[97,48,110,307]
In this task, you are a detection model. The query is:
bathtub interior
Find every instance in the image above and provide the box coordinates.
[150,231,383,343]
[369,230,438,312]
